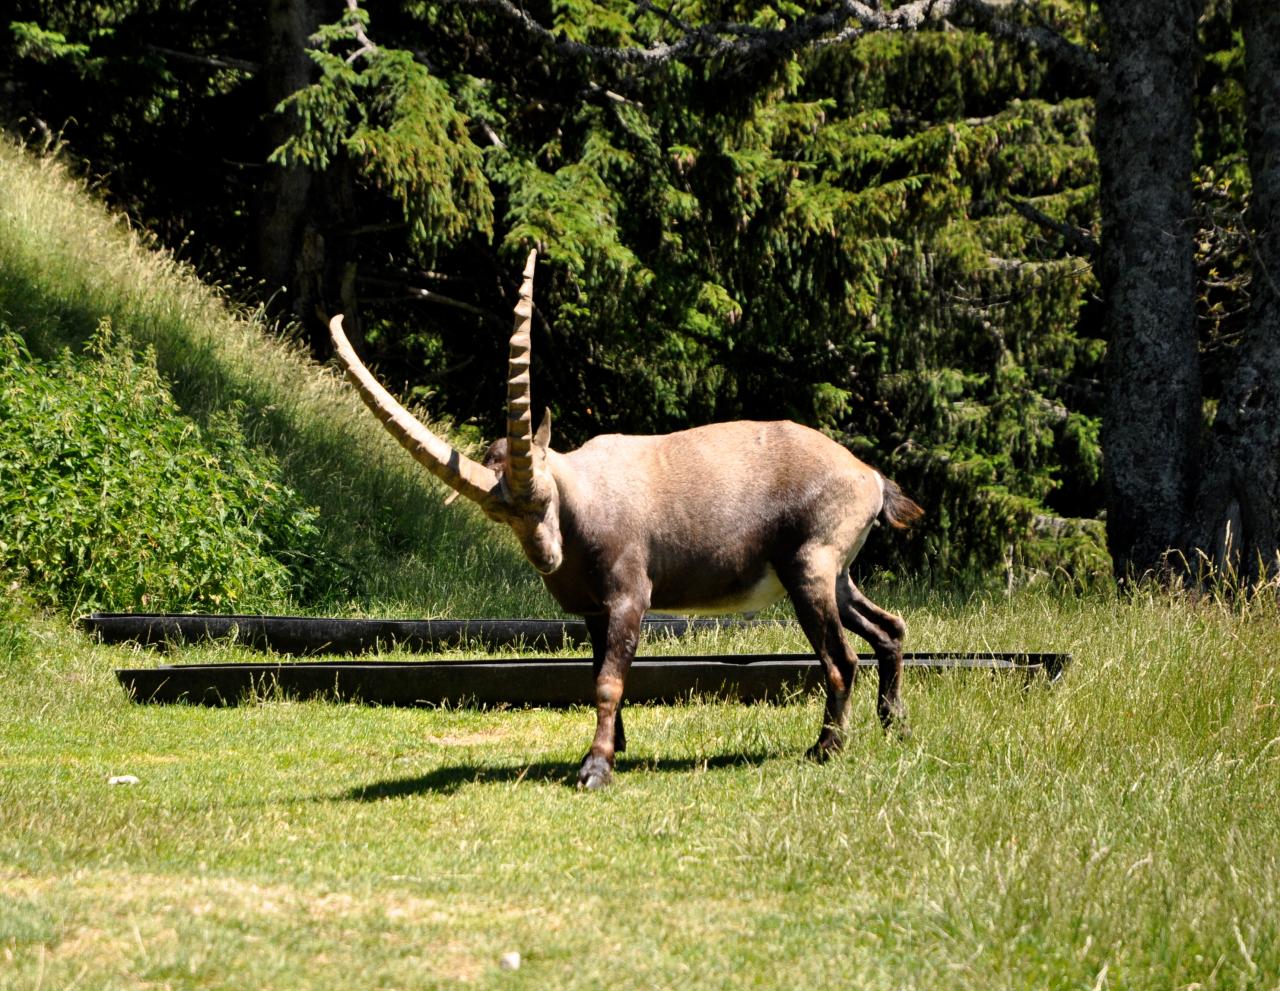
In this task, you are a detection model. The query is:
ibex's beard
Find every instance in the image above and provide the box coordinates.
[513,506,564,575]
[530,548,563,575]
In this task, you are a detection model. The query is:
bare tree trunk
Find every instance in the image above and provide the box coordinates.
[1095,0,1205,579]
[1189,0,1280,582]
[257,0,340,355]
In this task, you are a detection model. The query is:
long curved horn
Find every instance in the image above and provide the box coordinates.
[329,315,501,509]
[505,249,538,502]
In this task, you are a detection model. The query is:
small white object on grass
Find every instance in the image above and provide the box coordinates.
[108,774,140,786]
[499,951,521,971]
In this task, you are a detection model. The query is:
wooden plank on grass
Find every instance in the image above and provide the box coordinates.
[83,613,782,654]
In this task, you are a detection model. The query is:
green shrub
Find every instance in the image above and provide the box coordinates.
[0,321,335,612]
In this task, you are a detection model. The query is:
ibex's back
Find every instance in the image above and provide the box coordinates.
[328,250,921,789]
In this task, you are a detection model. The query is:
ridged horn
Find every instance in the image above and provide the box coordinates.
[505,249,538,502]
[329,314,501,509]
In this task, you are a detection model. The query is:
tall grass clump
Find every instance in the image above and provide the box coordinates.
[0,138,544,615]
[0,322,334,612]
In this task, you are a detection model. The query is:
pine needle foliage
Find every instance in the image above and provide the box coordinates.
[270,6,493,252]
[440,3,1108,580]
[3,0,1141,583]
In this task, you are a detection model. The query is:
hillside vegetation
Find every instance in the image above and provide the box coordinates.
[0,326,330,612]
[0,138,544,617]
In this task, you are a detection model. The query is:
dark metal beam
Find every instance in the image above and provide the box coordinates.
[116,652,1070,708]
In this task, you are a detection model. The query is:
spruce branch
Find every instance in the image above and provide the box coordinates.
[954,0,1100,84]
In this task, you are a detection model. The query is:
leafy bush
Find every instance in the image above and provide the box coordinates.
[0,321,334,612]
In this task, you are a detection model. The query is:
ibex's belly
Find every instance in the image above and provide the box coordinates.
[651,565,787,616]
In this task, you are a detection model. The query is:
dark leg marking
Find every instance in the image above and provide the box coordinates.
[585,614,626,754]
[837,575,908,733]
[779,554,858,761]
[578,602,643,789]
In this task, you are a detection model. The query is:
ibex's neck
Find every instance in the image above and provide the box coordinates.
[544,449,582,522]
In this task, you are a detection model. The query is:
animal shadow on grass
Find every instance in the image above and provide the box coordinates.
[341,751,778,799]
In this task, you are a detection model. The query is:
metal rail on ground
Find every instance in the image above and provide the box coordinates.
[114,652,1069,707]
[83,612,781,654]
[89,613,1071,707]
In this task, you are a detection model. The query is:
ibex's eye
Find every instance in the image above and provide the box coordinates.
[481,439,508,472]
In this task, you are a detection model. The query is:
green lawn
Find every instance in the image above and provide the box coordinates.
[3,586,1277,990]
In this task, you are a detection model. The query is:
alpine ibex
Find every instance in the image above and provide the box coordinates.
[329,251,922,788]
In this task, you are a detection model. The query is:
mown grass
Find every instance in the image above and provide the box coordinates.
[2,584,1279,990]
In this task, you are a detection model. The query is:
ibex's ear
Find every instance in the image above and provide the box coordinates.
[534,408,553,451]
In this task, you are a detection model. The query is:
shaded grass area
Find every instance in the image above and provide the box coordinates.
[0,139,545,617]
[2,586,1278,989]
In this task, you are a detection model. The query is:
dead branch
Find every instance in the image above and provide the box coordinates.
[454,0,1098,82]
[145,44,259,74]
[344,0,379,63]
[1005,195,1099,258]
[358,275,508,329]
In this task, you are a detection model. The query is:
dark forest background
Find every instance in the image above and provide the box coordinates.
[3,0,1274,586]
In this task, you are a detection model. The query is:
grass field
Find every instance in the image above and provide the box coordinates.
[2,138,1279,990]
[3,585,1279,990]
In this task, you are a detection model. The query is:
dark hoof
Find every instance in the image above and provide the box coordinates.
[576,755,614,790]
[879,703,911,740]
[805,737,842,763]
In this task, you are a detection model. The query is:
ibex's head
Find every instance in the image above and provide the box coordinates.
[329,250,564,574]
[483,408,563,576]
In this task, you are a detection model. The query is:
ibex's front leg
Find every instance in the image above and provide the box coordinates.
[578,598,646,789]
[584,614,626,755]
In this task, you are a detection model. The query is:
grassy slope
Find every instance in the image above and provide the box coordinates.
[0,138,544,617]
[1,140,1279,989]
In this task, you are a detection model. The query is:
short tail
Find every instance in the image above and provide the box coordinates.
[879,476,924,530]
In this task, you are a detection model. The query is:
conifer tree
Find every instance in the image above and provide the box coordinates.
[5,1,1271,583]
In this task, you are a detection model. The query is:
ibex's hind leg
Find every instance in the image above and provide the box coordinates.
[779,550,859,760]
[837,575,908,733]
